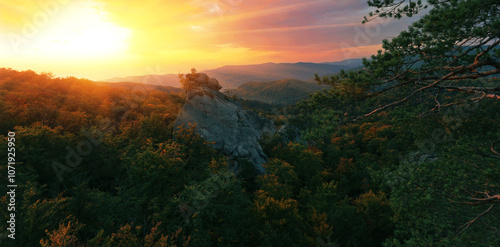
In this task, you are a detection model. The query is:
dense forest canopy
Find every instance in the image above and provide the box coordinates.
[0,0,499,246]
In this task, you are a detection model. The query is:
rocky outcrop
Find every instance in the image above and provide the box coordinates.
[185,73,222,91]
[174,73,275,174]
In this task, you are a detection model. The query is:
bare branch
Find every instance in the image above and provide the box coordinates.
[433,89,442,112]
[362,81,413,99]
[353,90,417,121]
[457,201,498,235]
[474,144,500,160]
[491,140,500,157]
[470,194,500,204]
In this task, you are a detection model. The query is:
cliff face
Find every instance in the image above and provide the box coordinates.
[174,73,275,174]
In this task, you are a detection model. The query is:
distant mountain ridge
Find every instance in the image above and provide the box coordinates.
[320,58,365,67]
[102,59,364,89]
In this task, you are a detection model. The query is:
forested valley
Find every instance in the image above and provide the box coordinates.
[0,65,498,246]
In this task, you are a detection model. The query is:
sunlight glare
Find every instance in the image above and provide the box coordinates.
[30,2,131,58]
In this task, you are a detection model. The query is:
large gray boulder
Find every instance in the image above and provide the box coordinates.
[175,73,275,174]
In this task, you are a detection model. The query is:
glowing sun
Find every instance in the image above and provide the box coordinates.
[30,2,131,58]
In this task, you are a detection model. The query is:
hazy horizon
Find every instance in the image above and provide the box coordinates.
[1,0,425,80]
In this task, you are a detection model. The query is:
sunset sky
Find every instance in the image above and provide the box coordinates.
[0,0,424,80]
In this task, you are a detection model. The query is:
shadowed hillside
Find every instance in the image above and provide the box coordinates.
[227,79,330,105]
[204,62,358,88]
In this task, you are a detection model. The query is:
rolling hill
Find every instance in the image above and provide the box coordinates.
[203,61,358,88]
[227,78,330,105]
